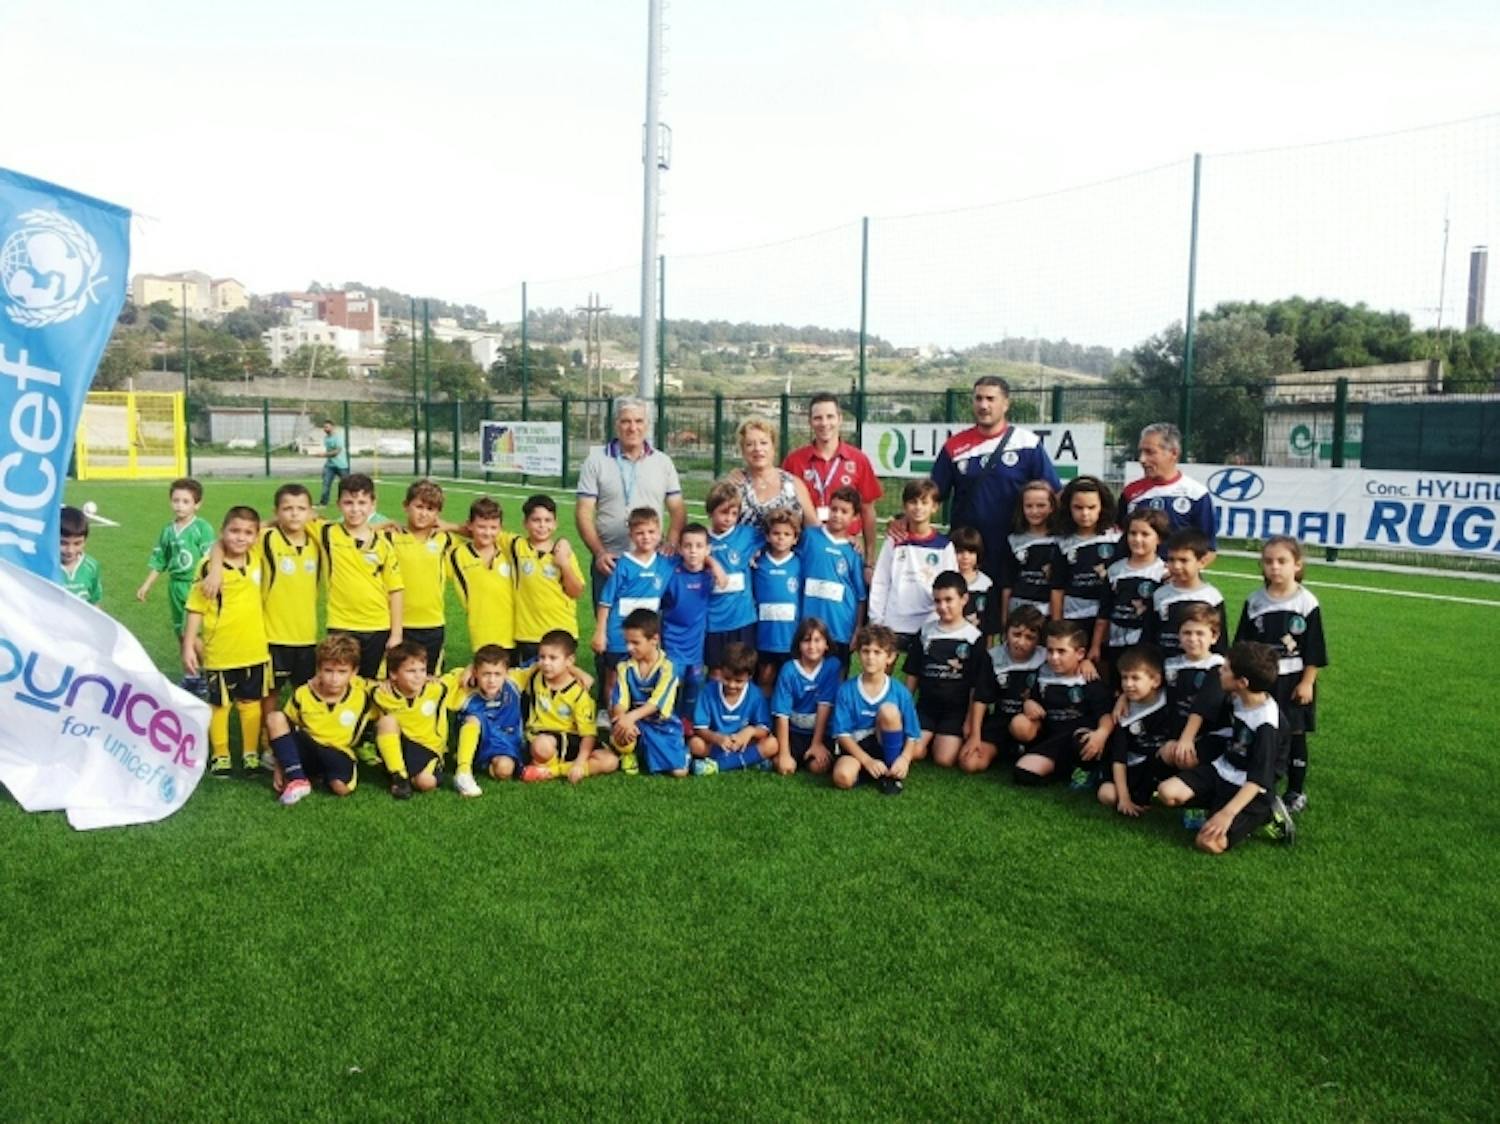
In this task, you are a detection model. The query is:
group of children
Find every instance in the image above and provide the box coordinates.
[56,466,1327,853]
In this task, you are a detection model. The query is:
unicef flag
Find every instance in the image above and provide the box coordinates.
[0,168,129,581]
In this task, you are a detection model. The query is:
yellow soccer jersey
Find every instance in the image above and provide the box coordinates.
[260,526,322,646]
[372,667,471,752]
[320,522,404,632]
[510,665,596,738]
[447,536,516,650]
[385,528,455,630]
[284,676,377,756]
[512,538,584,643]
[185,557,271,671]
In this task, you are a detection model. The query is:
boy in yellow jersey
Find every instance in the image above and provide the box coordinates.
[372,638,472,799]
[321,473,405,679]
[447,495,515,657]
[382,479,457,674]
[182,506,276,777]
[263,635,376,805]
[514,630,614,785]
[258,483,323,691]
[512,494,585,664]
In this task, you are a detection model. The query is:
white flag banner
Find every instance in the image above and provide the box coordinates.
[0,558,208,829]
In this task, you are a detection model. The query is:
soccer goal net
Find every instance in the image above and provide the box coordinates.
[75,391,186,480]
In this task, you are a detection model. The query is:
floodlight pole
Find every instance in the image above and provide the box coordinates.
[1179,153,1202,456]
[638,0,666,430]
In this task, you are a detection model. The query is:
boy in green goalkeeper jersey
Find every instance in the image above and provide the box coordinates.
[135,477,216,688]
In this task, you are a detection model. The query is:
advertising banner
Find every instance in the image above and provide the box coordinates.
[481,420,563,475]
[863,423,1106,479]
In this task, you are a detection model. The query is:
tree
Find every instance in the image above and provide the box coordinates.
[93,335,150,390]
[146,300,176,334]
[1109,309,1299,463]
[284,343,351,380]
[379,337,488,400]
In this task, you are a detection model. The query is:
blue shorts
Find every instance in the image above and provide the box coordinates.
[670,657,707,721]
[473,734,523,768]
[638,720,688,774]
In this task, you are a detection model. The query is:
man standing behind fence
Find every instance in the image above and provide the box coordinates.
[1118,423,1217,565]
[783,392,883,570]
[317,419,350,506]
[927,376,1060,579]
[575,397,687,605]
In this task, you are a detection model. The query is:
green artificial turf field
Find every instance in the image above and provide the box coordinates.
[1,473,1497,1122]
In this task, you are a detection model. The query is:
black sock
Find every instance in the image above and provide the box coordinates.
[1287,734,1308,794]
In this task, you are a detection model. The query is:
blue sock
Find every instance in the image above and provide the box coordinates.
[269,731,306,782]
[879,729,904,767]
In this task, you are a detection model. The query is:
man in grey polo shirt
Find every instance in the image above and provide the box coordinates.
[575,397,687,604]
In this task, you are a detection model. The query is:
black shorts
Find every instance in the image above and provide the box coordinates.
[205,662,273,706]
[532,731,586,763]
[290,729,356,788]
[270,644,317,691]
[1177,763,1273,848]
[515,641,541,668]
[757,650,791,682]
[1023,726,1089,775]
[397,735,443,780]
[1117,758,1172,806]
[786,727,815,763]
[1272,675,1317,735]
[980,712,1024,760]
[329,629,390,679]
[704,625,757,670]
[917,700,966,738]
[828,641,851,675]
[404,626,445,674]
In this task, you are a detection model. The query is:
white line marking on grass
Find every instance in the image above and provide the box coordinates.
[1211,569,1500,607]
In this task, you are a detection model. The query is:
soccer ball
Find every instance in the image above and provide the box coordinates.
[82,501,98,517]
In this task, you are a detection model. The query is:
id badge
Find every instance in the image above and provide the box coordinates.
[816,505,830,523]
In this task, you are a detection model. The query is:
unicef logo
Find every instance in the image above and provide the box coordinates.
[1207,468,1264,502]
[1,209,109,328]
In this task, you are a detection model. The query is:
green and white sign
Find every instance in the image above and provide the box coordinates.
[862,423,1106,479]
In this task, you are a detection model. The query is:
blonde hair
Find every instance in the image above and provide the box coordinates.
[737,416,778,457]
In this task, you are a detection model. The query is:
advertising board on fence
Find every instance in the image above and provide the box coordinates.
[862,423,1106,479]
[481,421,562,475]
[1168,463,1500,556]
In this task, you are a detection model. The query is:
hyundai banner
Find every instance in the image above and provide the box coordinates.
[0,167,130,581]
[0,559,209,829]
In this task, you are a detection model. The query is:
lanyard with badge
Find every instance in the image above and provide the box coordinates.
[811,452,843,524]
[615,446,639,508]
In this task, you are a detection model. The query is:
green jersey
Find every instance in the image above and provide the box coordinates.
[149,516,216,583]
[61,555,103,605]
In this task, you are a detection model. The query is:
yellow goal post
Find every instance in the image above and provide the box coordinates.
[74,391,186,480]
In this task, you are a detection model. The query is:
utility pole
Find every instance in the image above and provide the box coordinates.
[576,293,612,442]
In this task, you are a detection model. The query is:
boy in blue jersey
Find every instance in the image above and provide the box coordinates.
[704,481,761,671]
[752,508,803,693]
[609,609,688,777]
[594,507,672,717]
[452,644,523,796]
[830,624,922,796]
[660,523,716,728]
[798,486,867,669]
[689,642,778,775]
[771,617,842,776]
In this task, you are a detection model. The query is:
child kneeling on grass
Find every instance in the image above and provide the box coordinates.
[265,634,374,806]
[690,642,778,775]
[830,624,921,796]
[1156,641,1295,853]
[1010,618,1115,789]
[451,644,524,797]
[516,631,615,785]
[1097,644,1177,818]
[770,617,842,776]
[373,639,473,799]
[610,609,688,778]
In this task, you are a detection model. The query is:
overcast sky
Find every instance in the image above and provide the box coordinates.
[6,0,1497,348]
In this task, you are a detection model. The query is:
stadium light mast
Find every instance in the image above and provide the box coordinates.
[638,0,669,421]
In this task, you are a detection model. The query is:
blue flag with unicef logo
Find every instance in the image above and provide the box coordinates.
[0,168,130,582]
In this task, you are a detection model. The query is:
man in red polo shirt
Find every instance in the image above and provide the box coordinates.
[782,392,883,567]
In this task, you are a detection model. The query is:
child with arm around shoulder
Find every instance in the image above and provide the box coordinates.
[609,609,688,778]
[964,605,1046,774]
[689,642,779,775]
[1097,644,1177,817]
[771,617,842,776]
[264,634,375,805]
[513,631,616,785]
[829,625,922,796]
[1010,618,1115,788]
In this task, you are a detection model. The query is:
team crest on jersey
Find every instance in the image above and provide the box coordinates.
[421,700,437,716]
[339,710,357,727]
[835,557,848,576]
[1289,614,1306,634]
[997,671,1009,687]
[499,562,512,576]
[280,557,296,573]
[1140,580,1157,597]
[543,564,558,578]
[1192,670,1206,687]
[956,643,970,658]
[727,550,741,566]
[1068,686,1083,703]
[1130,721,1143,736]
[304,558,317,573]
[1165,667,1178,684]
[840,473,852,486]
[1173,497,1191,514]
[786,577,798,594]
[556,702,572,718]
[1099,543,1114,559]
[925,551,939,566]
[426,539,440,553]
[522,560,536,575]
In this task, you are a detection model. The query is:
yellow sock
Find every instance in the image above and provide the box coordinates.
[456,721,479,774]
[209,705,231,759]
[235,700,262,759]
[376,730,406,776]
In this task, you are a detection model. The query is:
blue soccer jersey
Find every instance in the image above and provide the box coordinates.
[798,526,867,644]
[830,674,921,744]
[707,524,762,632]
[460,682,524,765]
[598,551,672,653]
[612,653,686,773]
[752,550,803,655]
[694,678,772,736]
[661,561,715,666]
[771,656,843,733]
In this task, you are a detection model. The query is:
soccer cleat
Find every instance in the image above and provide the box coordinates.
[1284,790,1308,815]
[355,745,380,768]
[520,764,553,783]
[1068,767,1098,792]
[278,778,312,806]
[1181,808,1206,831]
[691,758,719,777]
[453,772,483,798]
[389,775,413,800]
[619,752,639,776]
[879,776,904,797]
[242,751,261,772]
[209,756,232,778]
[1263,794,1297,846]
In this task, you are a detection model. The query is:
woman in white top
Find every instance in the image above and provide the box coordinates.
[734,417,820,533]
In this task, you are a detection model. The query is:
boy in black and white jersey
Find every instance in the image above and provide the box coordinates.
[1097,644,1177,818]
[1010,619,1114,789]
[1148,528,1227,660]
[966,605,1046,772]
[905,571,985,769]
